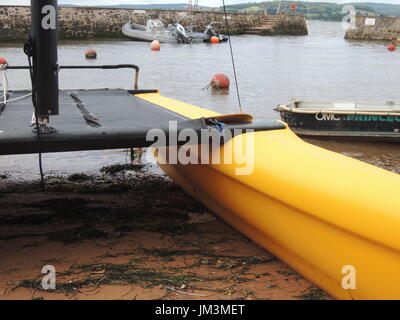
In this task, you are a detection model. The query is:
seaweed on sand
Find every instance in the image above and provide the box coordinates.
[141,248,276,269]
[14,262,247,295]
[100,164,145,175]
[67,173,92,182]
[298,288,328,300]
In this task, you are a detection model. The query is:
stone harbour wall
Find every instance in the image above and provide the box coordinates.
[0,6,263,41]
[261,15,308,36]
[345,16,400,41]
[0,5,307,42]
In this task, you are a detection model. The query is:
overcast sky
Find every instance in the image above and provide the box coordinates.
[1,0,400,7]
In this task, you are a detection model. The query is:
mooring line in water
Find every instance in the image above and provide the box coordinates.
[222,0,243,113]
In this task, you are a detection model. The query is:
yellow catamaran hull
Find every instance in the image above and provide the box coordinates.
[137,92,400,300]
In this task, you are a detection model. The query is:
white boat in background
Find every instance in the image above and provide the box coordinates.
[122,18,228,44]
[122,18,196,44]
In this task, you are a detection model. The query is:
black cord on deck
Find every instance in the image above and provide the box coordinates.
[24,38,45,185]
[222,0,243,113]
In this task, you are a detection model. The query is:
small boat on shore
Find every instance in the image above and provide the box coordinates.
[276,100,400,141]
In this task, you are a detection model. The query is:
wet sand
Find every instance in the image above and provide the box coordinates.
[0,139,398,300]
[305,138,400,174]
[0,163,325,300]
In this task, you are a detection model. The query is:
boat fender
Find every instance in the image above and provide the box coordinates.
[210,36,220,44]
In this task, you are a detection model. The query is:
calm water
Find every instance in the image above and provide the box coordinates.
[0,21,399,179]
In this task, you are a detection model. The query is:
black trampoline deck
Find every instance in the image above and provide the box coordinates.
[0,89,286,156]
[0,89,189,155]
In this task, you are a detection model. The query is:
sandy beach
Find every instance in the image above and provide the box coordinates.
[0,161,328,300]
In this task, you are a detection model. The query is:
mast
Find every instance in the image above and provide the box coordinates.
[188,0,198,11]
[30,0,59,128]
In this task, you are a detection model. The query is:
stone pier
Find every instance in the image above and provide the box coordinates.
[345,16,400,41]
[244,14,308,36]
[0,5,308,42]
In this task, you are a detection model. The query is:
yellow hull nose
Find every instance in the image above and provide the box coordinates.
[138,92,400,300]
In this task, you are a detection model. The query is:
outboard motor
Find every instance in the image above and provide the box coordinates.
[205,24,219,38]
[205,23,228,42]
[175,22,193,44]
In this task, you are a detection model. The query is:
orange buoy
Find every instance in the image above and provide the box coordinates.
[211,74,230,89]
[387,44,396,52]
[150,40,161,51]
[210,36,220,44]
[0,57,8,66]
[290,3,297,11]
[85,49,97,59]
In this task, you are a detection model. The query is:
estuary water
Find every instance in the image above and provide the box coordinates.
[0,21,399,179]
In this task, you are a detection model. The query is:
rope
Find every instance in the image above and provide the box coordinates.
[222,0,243,113]
[208,119,226,132]
[24,38,45,185]
[0,68,9,104]
[0,69,32,105]
[0,93,32,105]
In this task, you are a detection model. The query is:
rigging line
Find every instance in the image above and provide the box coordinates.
[28,56,45,185]
[28,57,45,185]
[24,38,45,185]
[0,69,8,104]
[222,0,243,113]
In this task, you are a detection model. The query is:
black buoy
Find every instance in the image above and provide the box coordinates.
[30,0,59,119]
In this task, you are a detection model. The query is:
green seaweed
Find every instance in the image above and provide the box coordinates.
[15,262,243,294]
[298,288,328,300]
[100,164,145,175]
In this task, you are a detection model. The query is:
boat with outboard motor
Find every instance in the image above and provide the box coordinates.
[189,22,229,42]
[122,17,198,44]
[122,18,228,44]
[2,0,400,300]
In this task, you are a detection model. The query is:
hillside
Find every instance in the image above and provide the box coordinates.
[62,3,209,10]
[223,1,400,21]
[60,2,400,21]
[356,2,400,16]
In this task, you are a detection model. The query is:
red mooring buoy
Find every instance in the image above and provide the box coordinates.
[85,49,97,59]
[150,40,161,51]
[0,57,8,66]
[210,36,220,44]
[388,44,396,52]
[211,74,230,89]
